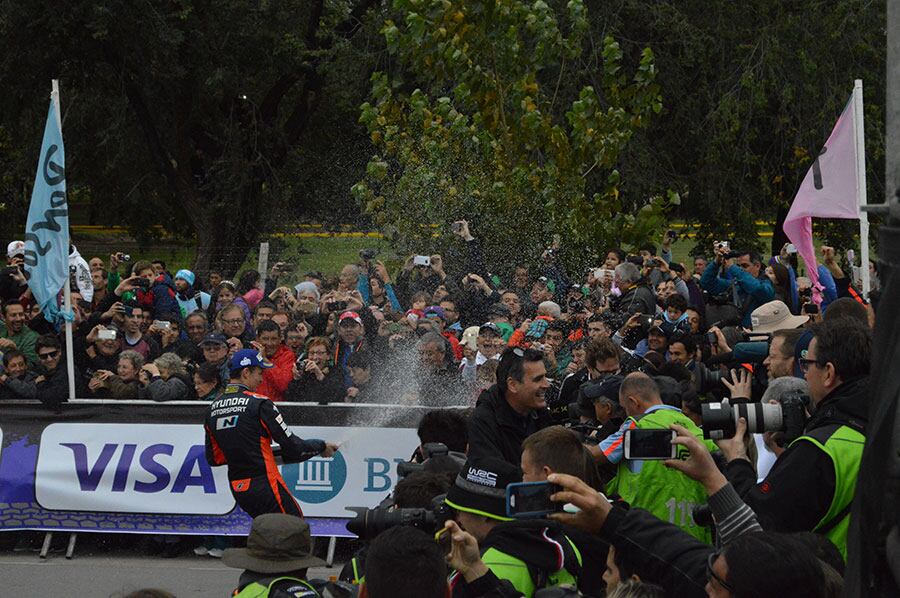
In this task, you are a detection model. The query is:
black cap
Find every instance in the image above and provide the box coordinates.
[444,457,521,521]
[200,332,227,346]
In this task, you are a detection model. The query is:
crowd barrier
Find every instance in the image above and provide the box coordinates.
[0,400,439,542]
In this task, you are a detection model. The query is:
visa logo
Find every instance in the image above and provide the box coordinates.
[60,443,217,494]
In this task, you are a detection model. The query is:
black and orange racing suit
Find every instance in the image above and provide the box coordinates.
[205,383,325,518]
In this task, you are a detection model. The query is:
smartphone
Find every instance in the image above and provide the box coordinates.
[639,314,655,330]
[846,249,856,264]
[434,527,452,554]
[786,243,797,254]
[506,481,563,518]
[802,303,820,315]
[706,331,717,347]
[450,221,463,234]
[623,429,677,460]
[413,255,431,267]
[97,329,117,341]
[153,320,171,330]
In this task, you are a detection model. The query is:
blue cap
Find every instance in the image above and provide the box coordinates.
[174,269,195,286]
[228,349,273,372]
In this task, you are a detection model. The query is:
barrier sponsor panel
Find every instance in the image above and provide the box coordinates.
[0,401,429,537]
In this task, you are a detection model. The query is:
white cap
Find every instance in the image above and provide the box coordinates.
[6,241,25,259]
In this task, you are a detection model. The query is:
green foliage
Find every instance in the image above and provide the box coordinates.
[589,0,885,255]
[355,0,673,270]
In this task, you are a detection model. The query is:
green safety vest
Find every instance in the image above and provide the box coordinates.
[234,576,320,598]
[790,423,865,561]
[478,537,582,598]
[606,407,717,543]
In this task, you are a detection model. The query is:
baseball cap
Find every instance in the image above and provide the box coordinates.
[228,349,273,373]
[479,322,502,336]
[750,300,809,334]
[174,269,196,286]
[444,457,521,521]
[338,311,363,326]
[6,241,25,259]
[199,332,227,346]
[525,318,550,339]
[423,306,446,321]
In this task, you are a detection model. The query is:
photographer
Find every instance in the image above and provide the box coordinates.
[611,263,655,317]
[700,245,775,328]
[0,241,29,304]
[286,336,343,404]
[720,318,870,559]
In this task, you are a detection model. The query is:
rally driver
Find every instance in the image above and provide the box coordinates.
[205,349,338,518]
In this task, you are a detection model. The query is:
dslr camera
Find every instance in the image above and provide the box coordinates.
[345,496,454,540]
[701,392,809,442]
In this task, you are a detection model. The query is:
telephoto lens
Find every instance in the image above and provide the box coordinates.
[701,400,784,440]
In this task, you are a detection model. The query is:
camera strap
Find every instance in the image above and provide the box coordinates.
[817,501,853,536]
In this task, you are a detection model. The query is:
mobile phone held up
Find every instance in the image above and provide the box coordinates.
[623,429,677,460]
[413,255,431,267]
[506,481,563,519]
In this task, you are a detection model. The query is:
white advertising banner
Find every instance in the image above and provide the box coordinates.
[34,423,419,518]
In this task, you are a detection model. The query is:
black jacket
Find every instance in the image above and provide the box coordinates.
[598,506,710,598]
[467,385,553,470]
[451,520,581,598]
[612,284,655,317]
[725,376,869,534]
[286,367,344,404]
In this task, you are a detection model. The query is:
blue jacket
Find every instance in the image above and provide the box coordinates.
[700,262,775,327]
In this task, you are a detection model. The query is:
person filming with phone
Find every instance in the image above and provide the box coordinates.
[587,372,716,541]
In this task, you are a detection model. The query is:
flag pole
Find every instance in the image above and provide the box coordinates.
[52,79,76,401]
[854,79,871,299]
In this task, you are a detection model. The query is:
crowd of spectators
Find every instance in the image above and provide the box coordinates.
[0,220,882,596]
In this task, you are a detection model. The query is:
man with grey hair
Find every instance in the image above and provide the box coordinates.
[754,377,811,480]
[612,262,656,316]
[416,332,462,406]
[536,300,562,319]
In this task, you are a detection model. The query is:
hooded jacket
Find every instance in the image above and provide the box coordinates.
[725,376,869,537]
[256,344,296,403]
[451,520,581,598]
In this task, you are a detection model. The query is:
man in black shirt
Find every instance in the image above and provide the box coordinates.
[467,347,553,471]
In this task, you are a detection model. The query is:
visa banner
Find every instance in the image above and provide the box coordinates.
[0,402,427,537]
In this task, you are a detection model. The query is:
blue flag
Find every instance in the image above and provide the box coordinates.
[24,90,69,325]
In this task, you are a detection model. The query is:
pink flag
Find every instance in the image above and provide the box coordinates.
[783,96,860,303]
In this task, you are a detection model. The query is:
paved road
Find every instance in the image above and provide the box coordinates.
[1,534,346,597]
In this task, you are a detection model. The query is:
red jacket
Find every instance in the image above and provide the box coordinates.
[442,331,464,361]
[257,344,296,403]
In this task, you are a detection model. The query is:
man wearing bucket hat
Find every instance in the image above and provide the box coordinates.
[444,456,583,597]
[205,349,339,518]
[224,513,325,597]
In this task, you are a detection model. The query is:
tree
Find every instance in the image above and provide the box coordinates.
[0,0,383,275]
[354,0,675,271]
[587,0,886,256]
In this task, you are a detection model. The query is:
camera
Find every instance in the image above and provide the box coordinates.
[327,300,348,313]
[413,255,431,267]
[134,277,151,289]
[116,252,131,262]
[396,443,455,479]
[345,500,454,540]
[701,394,808,441]
[359,248,379,261]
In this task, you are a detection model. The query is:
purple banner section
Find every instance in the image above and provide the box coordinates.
[0,400,433,537]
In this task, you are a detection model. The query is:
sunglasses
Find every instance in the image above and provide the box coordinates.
[38,350,60,360]
[706,551,735,593]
